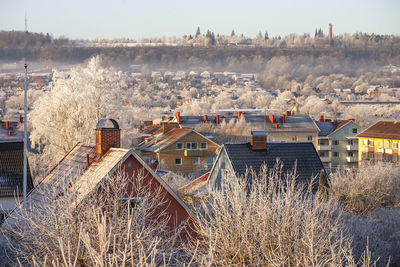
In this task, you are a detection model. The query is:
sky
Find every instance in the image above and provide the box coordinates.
[1,0,399,39]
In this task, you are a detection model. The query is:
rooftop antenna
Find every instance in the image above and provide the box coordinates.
[25,12,28,32]
[23,13,28,210]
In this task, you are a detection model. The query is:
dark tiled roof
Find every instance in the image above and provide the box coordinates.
[224,142,324,183]
[357,121,400,139]
[0,141,34,197]
[315,121,336,137]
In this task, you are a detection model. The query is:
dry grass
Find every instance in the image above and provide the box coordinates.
[330,162,400,215]
[187,164,359,266]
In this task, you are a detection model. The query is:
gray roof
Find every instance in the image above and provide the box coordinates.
[224,142,324,184]
[264,114,320,133]
[315,121,336,137]
[0,141,34,197]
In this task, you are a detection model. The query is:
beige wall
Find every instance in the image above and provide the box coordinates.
[267,131,318,148]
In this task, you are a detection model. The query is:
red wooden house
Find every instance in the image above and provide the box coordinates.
[3,119,196,241]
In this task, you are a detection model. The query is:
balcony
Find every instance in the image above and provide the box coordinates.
[320,156,331,163]
[184,149,203,157]
[385,148,393,154]
[346,156,358,163]
[377,148,384,153]
[346,144,358,151]
[318,145,331,151]
[362,147,374,153]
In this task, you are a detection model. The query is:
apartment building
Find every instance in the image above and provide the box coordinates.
[357,121,400,165]
[316,119,362,171]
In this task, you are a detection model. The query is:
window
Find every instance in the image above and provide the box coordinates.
[369,153,374,160]
[176,142,184,150]
[363,139,368,145]
[352,128,357,134]
[206,157,214,165]
[348,140,353,145]
[307,136,313,141]
[384,154,391,161]
[117,197,145,226]
[384,141,389,149]
[175,158,182,165]
[333,140,339,145]
[368,140,374,147]
[192,157,200,165]
[333,152,339,157]
[348,152,353,157]
[186,142,197,150]
[393,155,399,162]
[200,142,207,150]
[361,153,367,159]
[292,136,298,141]
[394,142,399,149]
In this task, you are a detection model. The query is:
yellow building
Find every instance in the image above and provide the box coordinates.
[357,121,400,165]
[137,125,220,176]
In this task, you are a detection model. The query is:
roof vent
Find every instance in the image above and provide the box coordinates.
[250,131,267,150]
[95,118,120,159]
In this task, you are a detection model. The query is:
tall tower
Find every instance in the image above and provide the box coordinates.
[328,24,332,43]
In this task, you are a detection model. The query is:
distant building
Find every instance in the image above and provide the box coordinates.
[357,121,400,165]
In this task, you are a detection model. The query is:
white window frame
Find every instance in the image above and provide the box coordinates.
[394,142,398,149]
[308,136,313,141]
[352,128,358,134]
[175,158,182,165]
[117,197,146,226]
[192,157,200,165]
[200,142,208,150]
[363,139,368,145]
[176,142,184,150]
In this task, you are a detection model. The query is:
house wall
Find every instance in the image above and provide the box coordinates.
[328,121,362,170]
[157,132,220,175]
[358,137,400,166]
[96,154,196,241]
[0,197,18,212]
[208,147,232,189]
[266,131,318,148]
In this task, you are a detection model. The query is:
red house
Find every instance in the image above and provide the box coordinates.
[3,119,196,242]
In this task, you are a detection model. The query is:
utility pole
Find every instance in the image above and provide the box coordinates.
[23,63,28,210]
[23,12,28,210]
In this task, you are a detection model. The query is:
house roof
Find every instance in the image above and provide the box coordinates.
[0,141,34,197]
[177,172,209,199]
[315,121,336,137]
[137,128,192,152]
[357,120,400,140]
[265,114,320,133]
[3,143,194,229]
[224,142,324,183]
[0,121,23,141]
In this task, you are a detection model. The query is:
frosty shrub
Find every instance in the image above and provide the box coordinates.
[187,165,357,266]
[330,162,400,215]
[2,170,186,266]
[344,207,400,266]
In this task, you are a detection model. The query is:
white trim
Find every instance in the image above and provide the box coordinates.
[175,158,182,165]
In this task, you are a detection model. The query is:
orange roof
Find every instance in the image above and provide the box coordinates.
[334,119,354,131]
[177,172,210,198]
[357,121,400,140]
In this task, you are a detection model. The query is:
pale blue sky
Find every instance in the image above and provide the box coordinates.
[1,0,399,39]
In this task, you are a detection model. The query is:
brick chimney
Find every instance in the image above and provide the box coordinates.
[19,115,23,123]
[203,115,207,122]
[237,111,242,118]
[176,112,181,125]
[250,131,267,150]
[95,118,120,159]
[268,115,275,124]
[318,115,325,122]
[215,115,220,125]
[285,111,291,116]
[5,120,9,130]
[161,122,179,134]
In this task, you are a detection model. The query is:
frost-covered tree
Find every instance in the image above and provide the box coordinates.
[29,56,122,173]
